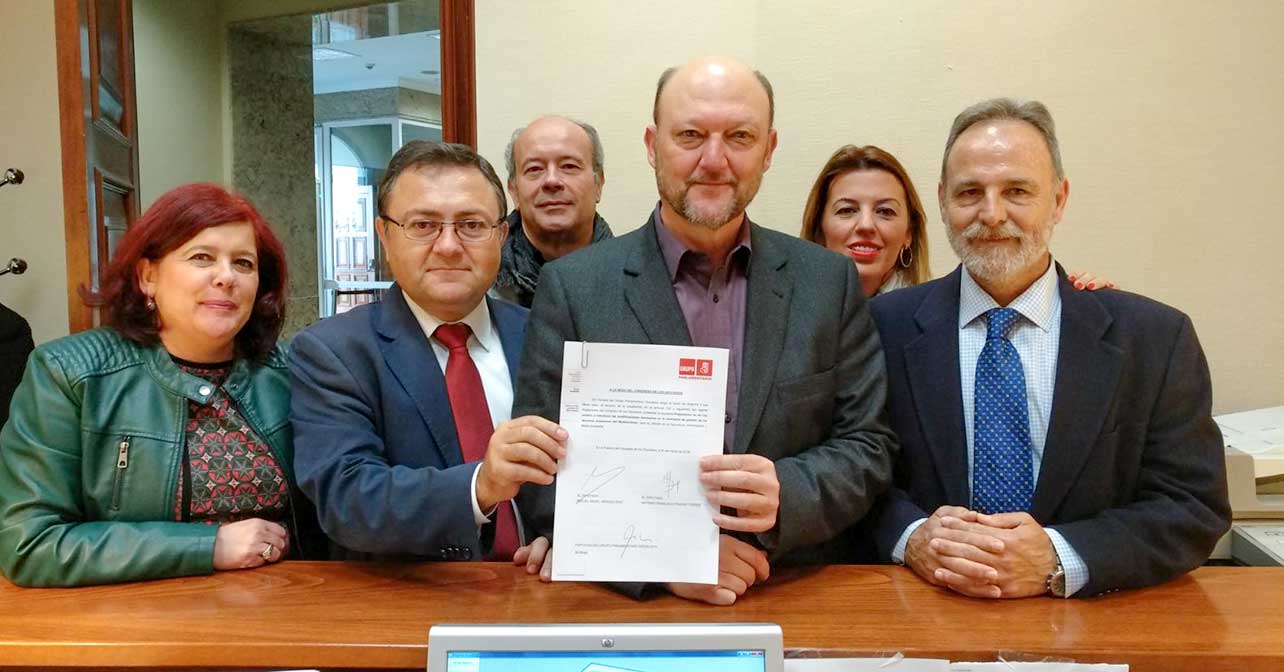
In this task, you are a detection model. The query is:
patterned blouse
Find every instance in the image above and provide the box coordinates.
[172,358,290,529]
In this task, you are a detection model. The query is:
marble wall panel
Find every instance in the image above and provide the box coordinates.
[398,88,441,123]
[314,88,399,123]
[313,87,442,125]
[229,21,319,337]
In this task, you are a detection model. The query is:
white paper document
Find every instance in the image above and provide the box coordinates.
[1215,406,1284,454]
[785,657,949,671]
[1215,406,1284,479]
[950,664,1126,671]
[784,660,1125,671]
[552,341,727,584]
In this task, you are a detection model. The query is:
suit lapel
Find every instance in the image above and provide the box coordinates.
[488,297,525,388]
[622,218,693,346]
[733,224,792,454]
[1031,273,1123,519]
[376,286,462,466]
[488,298,529,544]
[904,268,970,504]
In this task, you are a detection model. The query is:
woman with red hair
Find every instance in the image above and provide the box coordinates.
[0,183,320,586]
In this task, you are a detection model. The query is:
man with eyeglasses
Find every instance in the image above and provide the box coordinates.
[290,141,568,562]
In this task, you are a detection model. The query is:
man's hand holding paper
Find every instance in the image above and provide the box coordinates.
[476,416,568,512]
[700,453,780,533]
[526,447,783,605]
[550,341,730,585]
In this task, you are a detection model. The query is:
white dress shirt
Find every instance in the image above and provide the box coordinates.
[893,259,1089,597]
[404,297,515,528]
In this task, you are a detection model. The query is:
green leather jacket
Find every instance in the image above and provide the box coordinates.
[0,328,317,587]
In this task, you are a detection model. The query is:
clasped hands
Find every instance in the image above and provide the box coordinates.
[515,452,781,607]
[904,505,1057,598]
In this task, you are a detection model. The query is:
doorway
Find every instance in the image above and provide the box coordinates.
[317,117,443,316]
[226,0,458,332]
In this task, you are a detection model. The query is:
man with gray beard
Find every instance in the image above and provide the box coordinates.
[866,98,1230,598]
[509,57,898,605]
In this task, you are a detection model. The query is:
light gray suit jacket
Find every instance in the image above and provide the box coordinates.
[513,215,897,578]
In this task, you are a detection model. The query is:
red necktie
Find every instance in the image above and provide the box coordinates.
[433,323,520,560]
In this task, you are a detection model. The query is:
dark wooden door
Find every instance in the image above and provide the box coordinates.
[55,0,140,332]
[441,0,476,147]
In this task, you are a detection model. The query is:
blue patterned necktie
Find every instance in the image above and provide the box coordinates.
[972,307,1035,514]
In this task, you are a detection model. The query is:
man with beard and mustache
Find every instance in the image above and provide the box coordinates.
[866,98,1230,598]
[508,57,898,605]
[492,116,614,308]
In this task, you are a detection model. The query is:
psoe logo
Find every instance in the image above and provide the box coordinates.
[679,358,714,379]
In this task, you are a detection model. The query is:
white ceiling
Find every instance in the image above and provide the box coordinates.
[312,30,441,95]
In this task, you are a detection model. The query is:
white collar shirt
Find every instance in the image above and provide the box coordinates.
[404,296,514,429]
[404,295,514,527]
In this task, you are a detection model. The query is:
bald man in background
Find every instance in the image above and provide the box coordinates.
[511,57,897,605]
[492,116,613,307]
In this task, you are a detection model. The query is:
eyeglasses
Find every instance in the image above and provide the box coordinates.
[380,214,503,244]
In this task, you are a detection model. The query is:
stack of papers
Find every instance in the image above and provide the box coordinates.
[785,660,948,671]
[784,660,1126,671]
[949,664,1127,671]
[1232,523,1284,565]
[1215,406,1284,479]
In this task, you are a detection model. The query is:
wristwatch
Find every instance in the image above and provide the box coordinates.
[1046,563,1066,597]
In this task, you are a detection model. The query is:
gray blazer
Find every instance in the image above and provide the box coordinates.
[513,215,898,575]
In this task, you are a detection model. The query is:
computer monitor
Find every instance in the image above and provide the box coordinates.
[428,623,783,672]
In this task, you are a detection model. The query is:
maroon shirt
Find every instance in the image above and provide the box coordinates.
[653,205,751,453]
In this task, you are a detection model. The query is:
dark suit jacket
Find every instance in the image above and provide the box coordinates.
[867,265,1231,596]
[514,216,898,573]
[0,302,34,429]
[290,286,528,560]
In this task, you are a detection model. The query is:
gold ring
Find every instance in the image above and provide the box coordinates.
[261,542,274,561]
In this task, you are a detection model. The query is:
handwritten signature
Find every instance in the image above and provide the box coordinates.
[578,465,626,500]
[661,470,680,498]
[620,524,654,558]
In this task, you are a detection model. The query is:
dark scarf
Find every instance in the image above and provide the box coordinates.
[494,210,613,307]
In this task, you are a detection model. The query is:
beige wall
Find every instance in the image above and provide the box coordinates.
[1,1,1279,412]
[134,0,225,209]
[476,0,1284,414]
[476,0,754,231]
[0,2,68,345]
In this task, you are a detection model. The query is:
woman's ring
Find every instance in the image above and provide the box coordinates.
[261,542,274,561]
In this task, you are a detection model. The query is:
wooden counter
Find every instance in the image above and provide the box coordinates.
[1,563,1281,671]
